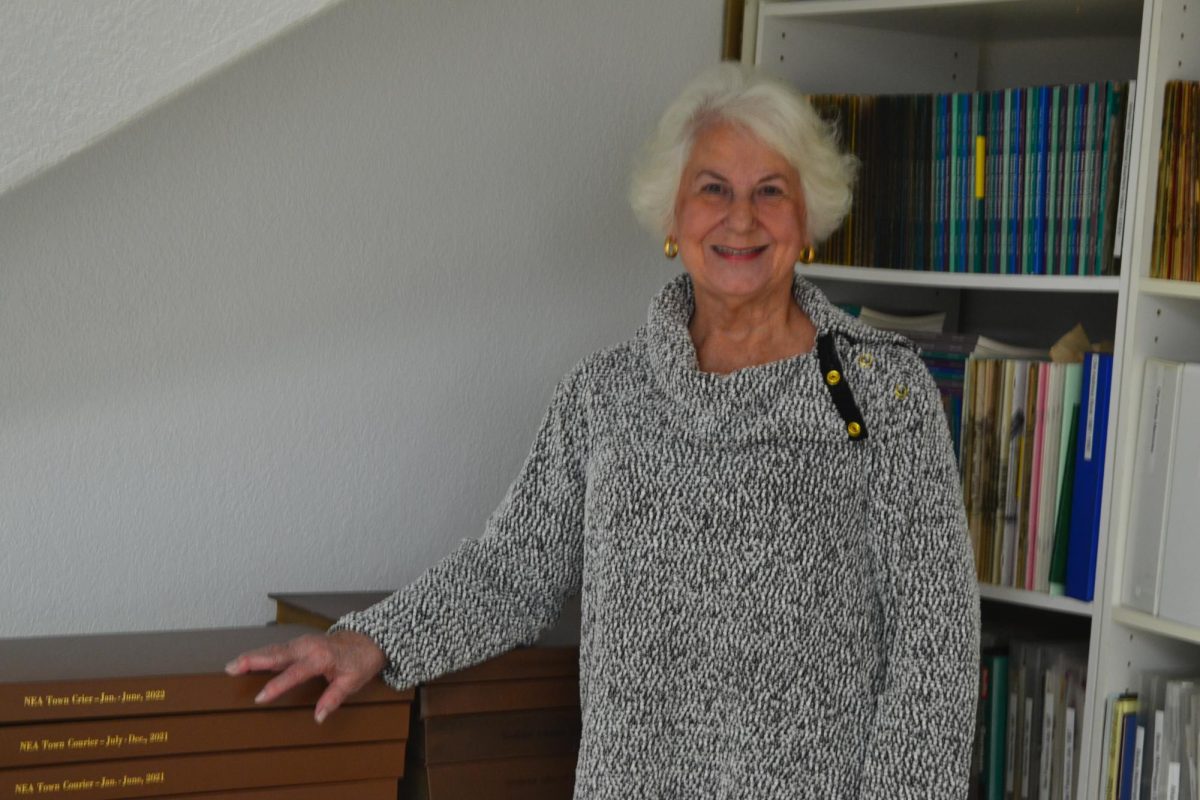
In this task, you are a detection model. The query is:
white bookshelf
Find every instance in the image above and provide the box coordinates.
[743,0,1200,794]
[1092,0,1200,795]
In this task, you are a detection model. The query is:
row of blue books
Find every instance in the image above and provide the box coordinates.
[811,82,1132,276]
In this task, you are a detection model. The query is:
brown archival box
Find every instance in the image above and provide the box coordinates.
[0,702,408,769]
[0,625,412,724]
[414,706,581,765]
[150,778,399,800]
[1,740,406,800]
[404,753,577,800]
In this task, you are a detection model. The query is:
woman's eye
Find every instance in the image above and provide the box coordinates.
[701,183,728,196]
[758,185,785,197]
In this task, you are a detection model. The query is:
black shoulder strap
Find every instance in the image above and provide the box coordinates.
[816,333,868,442]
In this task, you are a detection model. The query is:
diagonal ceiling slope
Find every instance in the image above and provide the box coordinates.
[0,0,345,199]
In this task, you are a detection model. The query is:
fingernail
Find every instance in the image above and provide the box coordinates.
[254,690,267,704]
[224,660,239,675]
[314,708,327,725]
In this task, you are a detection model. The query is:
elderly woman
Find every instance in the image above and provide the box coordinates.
[229,63,980,798]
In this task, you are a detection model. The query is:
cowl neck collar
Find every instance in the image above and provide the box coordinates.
[641,270,899,427]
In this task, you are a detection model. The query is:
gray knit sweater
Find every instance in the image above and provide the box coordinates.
[333,272,981,799]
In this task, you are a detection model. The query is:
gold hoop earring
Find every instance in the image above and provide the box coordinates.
[799,246,816,264]
[664,236,679,259]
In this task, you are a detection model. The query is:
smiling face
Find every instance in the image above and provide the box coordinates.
[672,122,809,306]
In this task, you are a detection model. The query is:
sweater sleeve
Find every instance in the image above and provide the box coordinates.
[329,369,588,690]
[858,365,981,799]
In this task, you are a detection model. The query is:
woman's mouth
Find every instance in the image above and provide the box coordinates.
[712,244,769,260]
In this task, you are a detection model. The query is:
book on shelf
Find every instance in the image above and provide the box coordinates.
[992,359,1017,583]
[1150,81,1199,282]
[1126,361,1200,629]
[1048,399,1081,598]
[0,626,411,724]
[977,650,1009,799]
[1096,694,1129,800]
[1043,647,1087,800]
[1122,360,1193,615]
[846,305,947,332]
[1116,700,1140,800]
[1000,361,1028,587]
[1023,363,1046,592]
[0,740,407,800]
[808,81,1130,275]
[1015,641,1046,799]
[974,337,1048,360]
[1064,351,1115,602]
[1134,672,1167,800]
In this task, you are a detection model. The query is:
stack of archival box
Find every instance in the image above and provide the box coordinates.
[270,592,582,800]
[0,625,413,800]
[404,646,581,800]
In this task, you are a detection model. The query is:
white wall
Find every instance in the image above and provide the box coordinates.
[0,0,723,637]
[0,0,343,198]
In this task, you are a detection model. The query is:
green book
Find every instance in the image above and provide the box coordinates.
[1049,401,1081,595]
[983,651,1010,799]
[1056,362,1084,500]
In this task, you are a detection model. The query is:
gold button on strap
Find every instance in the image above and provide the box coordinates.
[815,333,869,443]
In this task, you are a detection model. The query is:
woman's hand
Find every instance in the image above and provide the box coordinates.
[225,630,387,724]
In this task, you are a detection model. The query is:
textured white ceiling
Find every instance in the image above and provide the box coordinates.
[0,0,343,198]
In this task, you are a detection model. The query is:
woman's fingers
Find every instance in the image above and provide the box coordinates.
[225,632,387,724]
[313,673,358,724]
[224,641,296,675]
[254,659,325,706]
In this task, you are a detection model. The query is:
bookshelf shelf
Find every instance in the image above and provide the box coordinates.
[978,583,1095,617]
[759,0,1142,39]
[1112,607,1200,646]
[800,264,1123,293]
[1140,278,1200,300]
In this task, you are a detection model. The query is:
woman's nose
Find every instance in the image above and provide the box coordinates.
[725,195,756,232]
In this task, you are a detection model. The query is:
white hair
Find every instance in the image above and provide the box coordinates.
[629,62,857,244]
